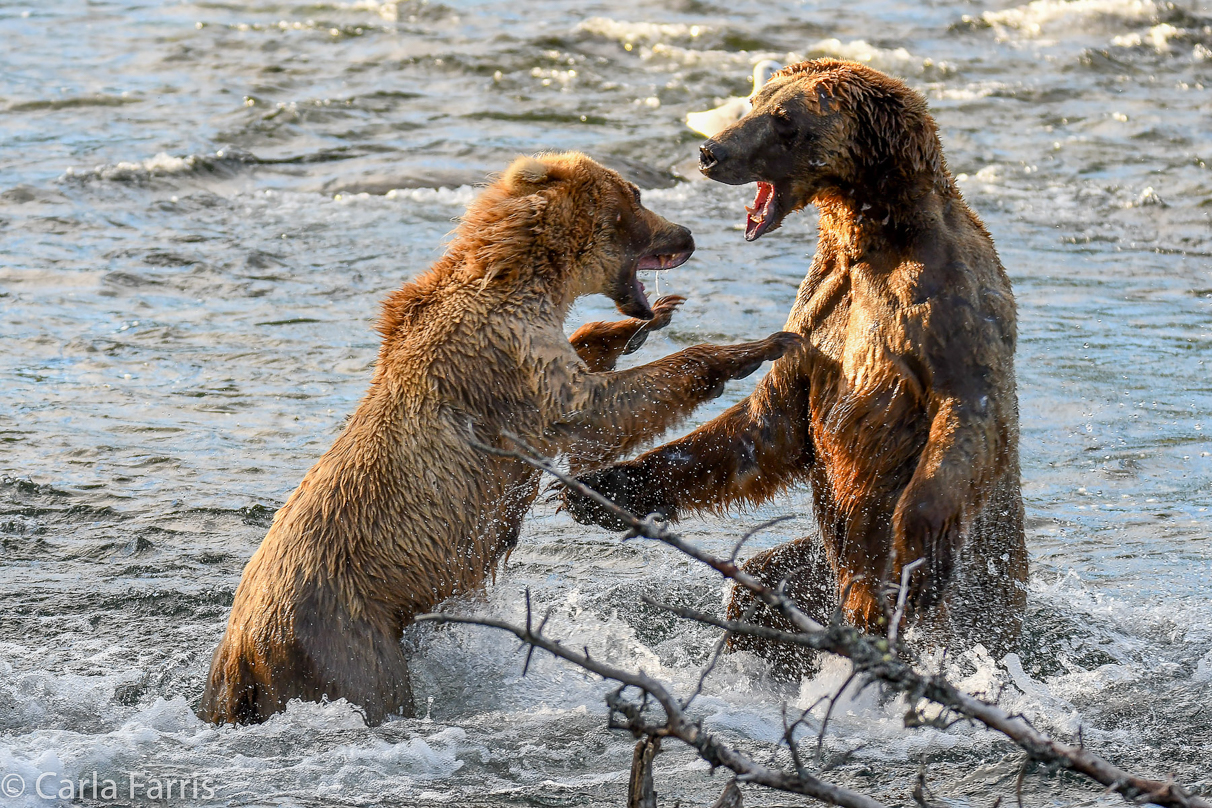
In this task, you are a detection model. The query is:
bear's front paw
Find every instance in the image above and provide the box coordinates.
[894,497,958,610]
[727,331,805,381]
[646,294,686,332]
[619,295,686,357]
[560,464,666,532]
[760,331,805,362]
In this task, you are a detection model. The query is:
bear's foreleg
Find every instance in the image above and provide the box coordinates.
[559,332,804,468]
[892,392,1005,611]
[562,354,813,530]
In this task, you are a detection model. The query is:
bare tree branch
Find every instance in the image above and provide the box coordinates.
[730,514,798,563]
[415,609,889,808]
[470,432,825,633]
[815,669,858,765]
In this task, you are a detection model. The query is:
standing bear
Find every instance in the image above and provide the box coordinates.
[563,60,1028,666]
[200,152,800,725]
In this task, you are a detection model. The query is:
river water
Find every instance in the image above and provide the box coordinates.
[1,0,1210,806]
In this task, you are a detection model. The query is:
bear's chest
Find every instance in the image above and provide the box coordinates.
[799,277,930,484]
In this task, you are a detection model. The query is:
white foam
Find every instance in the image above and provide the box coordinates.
[805,38,921,74]
[1112,23,1185,51]
[336,1,401,21]
[928,83,1002,100]
[955,164,1007,187]
[975,0,1160,37]
[2,557,1205,805]
[642,38,934,78]
[60,149,256,182]
[385,186,477,206]
[1195,650,1212,682]
[575,17,704,45]
[574,18,934,77]
[63,153,199,182]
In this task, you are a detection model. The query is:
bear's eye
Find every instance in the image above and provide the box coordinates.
[628,184,642,205]
[772,108,796,139]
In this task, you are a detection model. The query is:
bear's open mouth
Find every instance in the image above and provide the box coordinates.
[744,181,781,241]
[615,248,692,320]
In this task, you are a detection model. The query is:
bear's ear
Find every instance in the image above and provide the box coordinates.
[502,155,552,193]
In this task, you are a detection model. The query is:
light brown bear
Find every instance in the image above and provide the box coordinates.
[199,152,800,724]
[563,60,1028,669]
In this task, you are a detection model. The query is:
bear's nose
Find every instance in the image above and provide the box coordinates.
[699,141,726,173]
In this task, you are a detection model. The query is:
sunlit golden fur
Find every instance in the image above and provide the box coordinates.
[199,152,798,724]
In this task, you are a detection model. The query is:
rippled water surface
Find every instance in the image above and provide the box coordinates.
[2,0,1210,805]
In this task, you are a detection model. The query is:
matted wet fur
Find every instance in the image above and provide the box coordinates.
[564,61,1028,671]
[199,153,800,724]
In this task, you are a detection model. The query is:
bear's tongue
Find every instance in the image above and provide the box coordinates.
[744,182,776,241]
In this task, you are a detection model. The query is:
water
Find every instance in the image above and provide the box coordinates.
[1,0,1210,805]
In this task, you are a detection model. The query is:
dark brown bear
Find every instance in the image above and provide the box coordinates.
[199,152,800,725]
[564,60,1028,666]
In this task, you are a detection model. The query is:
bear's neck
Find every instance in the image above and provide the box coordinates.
[456,238,582,320]
[812,179,955,258]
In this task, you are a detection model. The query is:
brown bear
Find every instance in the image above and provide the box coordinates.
[199,152,801,725]
[563,60,1028,667]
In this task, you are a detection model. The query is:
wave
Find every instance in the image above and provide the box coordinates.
[968,0,1162,37]
[60,149,257,184]
[803,37,930,74]
[1111,20,1212,60]
[642,38,934,77]
[575,16,705,45]
[5,94,141,113]
[575,16,935,76]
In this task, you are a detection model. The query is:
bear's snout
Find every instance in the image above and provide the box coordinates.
[664,224,695,260]
[699,141,725,174]
[699,138,754,186]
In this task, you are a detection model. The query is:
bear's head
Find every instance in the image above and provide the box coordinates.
[697,59,952,241]
[460,152,694,320]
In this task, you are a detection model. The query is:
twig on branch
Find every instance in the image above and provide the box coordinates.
[913,757,941,808]
[888,558,925,648]
[816,669,858,764]
[731,514,798,563]
[434,433,1211,808]
[783,699,825,777]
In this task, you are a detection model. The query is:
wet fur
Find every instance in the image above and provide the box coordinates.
[200,153,798,724]
[566,62,1028,667]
